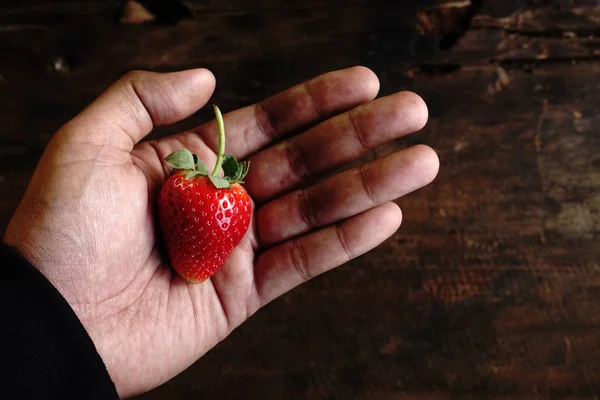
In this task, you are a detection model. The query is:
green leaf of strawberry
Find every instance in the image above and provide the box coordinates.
[165,149,195,170]
[222,154,239,178]
[235,160,249,182]
[209,175,231,189]
[195,157,209,175]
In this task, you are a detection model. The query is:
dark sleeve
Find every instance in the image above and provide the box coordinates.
[0,243,119,399]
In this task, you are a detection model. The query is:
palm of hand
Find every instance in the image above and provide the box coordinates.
[4,67,438,398]
[67,139,258,397]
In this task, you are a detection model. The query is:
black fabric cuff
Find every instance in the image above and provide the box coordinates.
[0,243,119,399]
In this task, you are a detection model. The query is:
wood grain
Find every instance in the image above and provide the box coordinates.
[1,0,599,398]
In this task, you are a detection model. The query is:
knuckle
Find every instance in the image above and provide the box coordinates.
[122,70,145,82]
[298,188,319,229]
[290,240,312,282]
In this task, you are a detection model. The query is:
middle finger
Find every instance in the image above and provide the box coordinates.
[245,91,428,204]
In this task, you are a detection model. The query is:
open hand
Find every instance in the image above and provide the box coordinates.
[4,67,439,398]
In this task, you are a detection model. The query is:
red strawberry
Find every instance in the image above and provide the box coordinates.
[158,105,252,283]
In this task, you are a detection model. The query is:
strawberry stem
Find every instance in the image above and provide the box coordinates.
[211,105,226,177]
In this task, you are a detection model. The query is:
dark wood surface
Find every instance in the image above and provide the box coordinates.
[2,0,600,398]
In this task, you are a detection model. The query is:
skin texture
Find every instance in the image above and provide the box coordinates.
[3,67,439,398]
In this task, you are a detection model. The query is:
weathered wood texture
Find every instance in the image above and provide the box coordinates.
[1,0,600,398]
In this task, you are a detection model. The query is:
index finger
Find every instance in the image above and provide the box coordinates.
[191,66,380,159]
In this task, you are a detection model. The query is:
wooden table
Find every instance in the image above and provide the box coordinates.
[1,0,599,398]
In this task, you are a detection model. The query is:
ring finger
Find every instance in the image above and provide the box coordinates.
[256,144,439,248]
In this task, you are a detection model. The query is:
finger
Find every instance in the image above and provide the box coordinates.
[245,91,429,203]
[60,69,216,151]
[257,145,438,247]
[254,202,402,306]
[190,66,380,158]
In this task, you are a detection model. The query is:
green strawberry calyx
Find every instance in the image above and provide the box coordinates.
[164,105,250,189]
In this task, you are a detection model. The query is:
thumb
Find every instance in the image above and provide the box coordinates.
[60,69,216,151]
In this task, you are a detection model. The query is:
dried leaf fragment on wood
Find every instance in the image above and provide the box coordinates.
[119,0,156,24]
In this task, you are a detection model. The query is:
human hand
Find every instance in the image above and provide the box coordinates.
[3,66,438,398]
